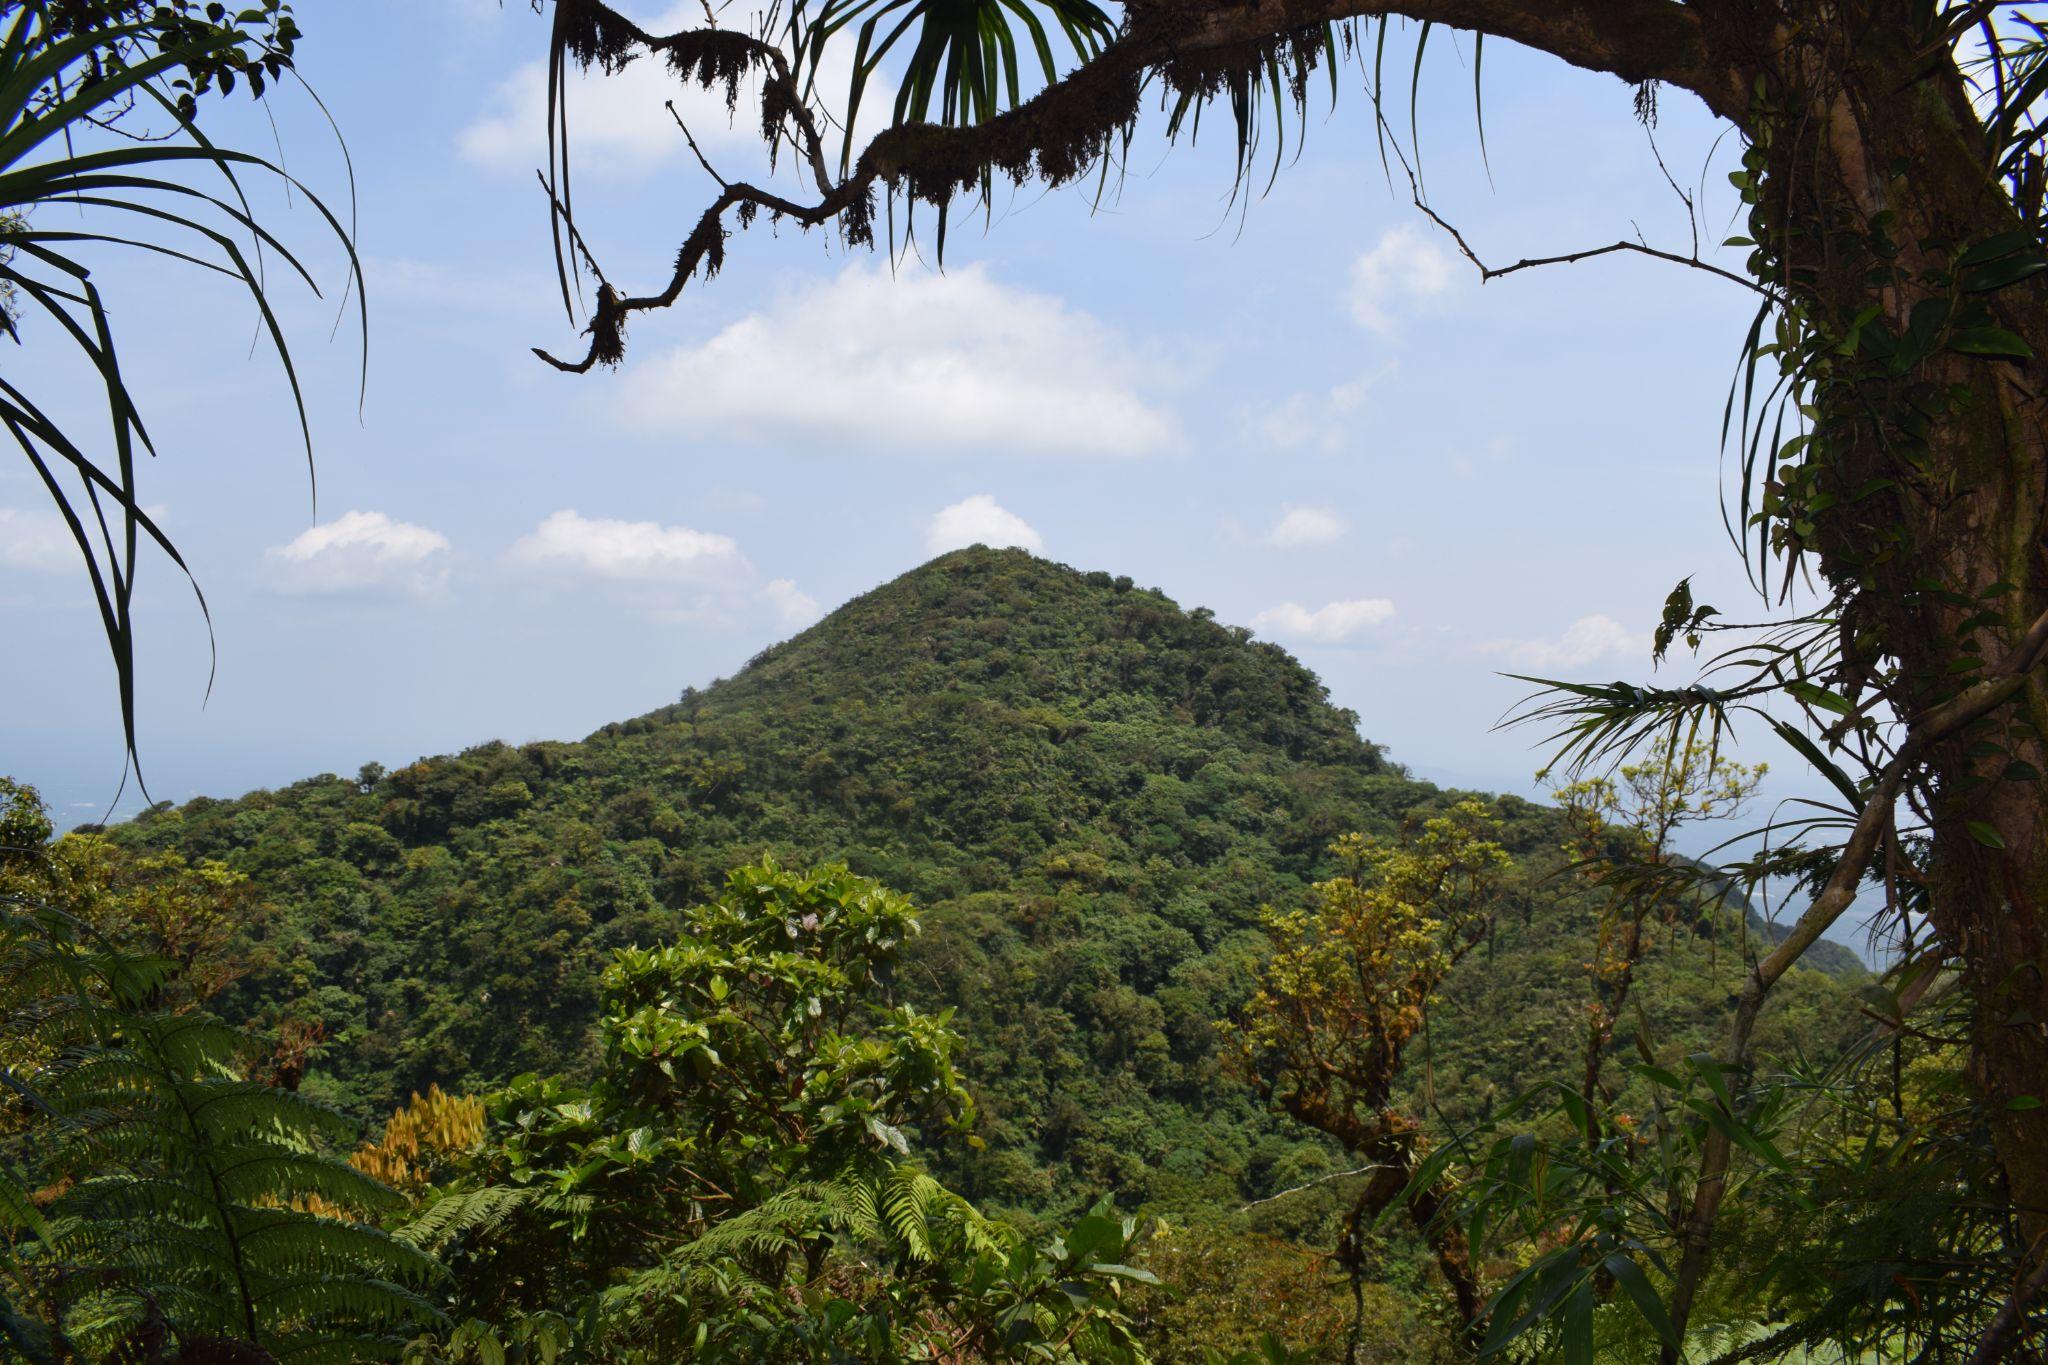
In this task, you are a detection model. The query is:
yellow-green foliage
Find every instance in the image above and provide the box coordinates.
[1231,801,1513,1142]
[1135,1221,1414,1363]
[352,1085,487,1193]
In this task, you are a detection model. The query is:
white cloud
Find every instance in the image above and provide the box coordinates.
[1256,367,1386,452]
[1253,598,1397,643]
[1484,614,1643,671]
[506,509,743,583]
[0,508,77,573]
[461,36,741,171]
[926,495,1042,555]
[459,6,887,177]
[760,577,820,629]
[618,263,1178,457]
[1264,505,1347,548]
[265,511,450,596]
[504,510,823,633]
[1349,225,1459,334]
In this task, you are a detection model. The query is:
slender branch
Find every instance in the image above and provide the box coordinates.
[1968,1244,2048,1365]
[1411,195,1772,296]
[531,169,608,287]
[532,0,1735,372]
[1239,1163,1389,1211]
[667,101,730,189]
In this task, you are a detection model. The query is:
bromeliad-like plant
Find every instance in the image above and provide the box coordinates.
[0,0,360,778]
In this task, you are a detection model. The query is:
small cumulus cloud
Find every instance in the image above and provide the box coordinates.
[1253,598,1397,643]
[1263,505,1346,548]
[618,264,1177,458]
[505,509,825,633]
[265,511,450,597]
[760,578,821,629]
[459,11,749,172]
[1349,225,1458,335]
[927,495,1042,556]
[1483,615,1643,671]
[506,509,743,584]
[1255,368,1386,453]
[0,508,78,573]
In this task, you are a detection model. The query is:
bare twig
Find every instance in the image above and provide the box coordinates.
[668,101,731,188]
[1239,1164,1389,1211]
[531,169,609,289]
[1411,196,1771,296]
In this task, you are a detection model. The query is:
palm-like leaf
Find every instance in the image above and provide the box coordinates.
[0,1,361,791]
[791,0,1113,173]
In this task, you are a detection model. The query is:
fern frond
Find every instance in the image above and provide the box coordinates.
[0,1165,52,1242]
[212,1148,399,1214]
[3,896,446,1359]
[249,1272,444,1330]
[396,1184,536,1253]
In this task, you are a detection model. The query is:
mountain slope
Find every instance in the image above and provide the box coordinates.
[108,548,1859,1218]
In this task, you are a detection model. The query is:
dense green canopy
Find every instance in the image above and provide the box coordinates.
[108,547,1859,1226]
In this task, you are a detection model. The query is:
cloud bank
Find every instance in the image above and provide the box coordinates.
[506,509,743,584]
[1263,506,1347,548]
[618,265,1177,457]
[1484,614,1642,671]
[1253,598,1397,643]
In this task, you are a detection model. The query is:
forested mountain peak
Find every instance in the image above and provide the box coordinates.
[614,544,1384,770]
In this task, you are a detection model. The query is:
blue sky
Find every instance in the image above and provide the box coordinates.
[4,1,1802,867]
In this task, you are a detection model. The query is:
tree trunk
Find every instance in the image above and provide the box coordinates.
[1339,1124,1484,1350]
[1731,6,2048,1261]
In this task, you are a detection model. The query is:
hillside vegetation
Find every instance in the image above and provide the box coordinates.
[108,548,1860,1225]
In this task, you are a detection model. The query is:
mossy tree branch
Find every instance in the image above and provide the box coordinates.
[532,0,1734,373]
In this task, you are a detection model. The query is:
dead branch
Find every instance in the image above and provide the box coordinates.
[1410,196,1771,296]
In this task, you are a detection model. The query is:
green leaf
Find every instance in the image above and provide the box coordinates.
[1956,229,2039,266]
[1948,327,2035,359]
[1962,254,2048,293]
[1967,820,2008,849]
[1562,1280,1594,1365]
[1604,1254,1679,1349]
[1767,718,1864,811]
[1785,679,1852,716]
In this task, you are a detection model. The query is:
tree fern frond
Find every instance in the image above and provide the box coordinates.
[235,1211,443,1283]
[395,1184,536,1253]
[211,1149,399,1214]
[250,1271,444,1327]
[3,894,443,1358]
[876,1163,939,1261]
[0,1165,51,1242]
